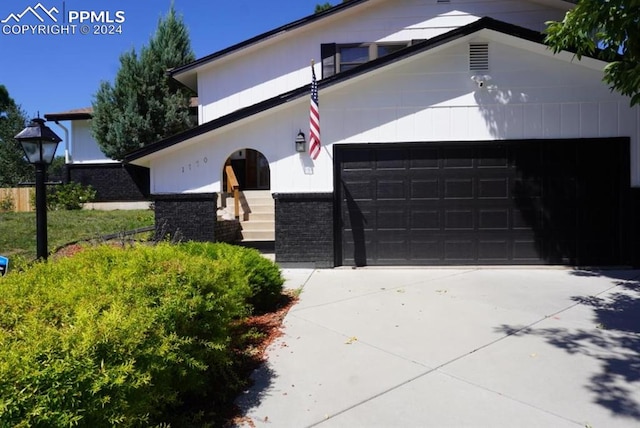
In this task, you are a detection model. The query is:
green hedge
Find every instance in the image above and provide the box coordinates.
[0,242,283,426]
[180,242,284,313]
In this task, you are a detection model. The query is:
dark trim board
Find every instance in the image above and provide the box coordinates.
[334,138,632,267]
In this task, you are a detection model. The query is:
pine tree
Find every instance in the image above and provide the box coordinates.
[0,85,31,186]
[92,5,196,160]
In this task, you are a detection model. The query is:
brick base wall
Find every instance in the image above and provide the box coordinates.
[154,193,217,242]
[274,193,334,268]
[215,219,241,243]
[64,163,149,202]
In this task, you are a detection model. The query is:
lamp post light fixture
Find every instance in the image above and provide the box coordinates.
[14,117,62,260]
[295,130,306,153]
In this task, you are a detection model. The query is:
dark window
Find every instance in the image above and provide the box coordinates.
[377,43,406,58]
[338,45,370,71]
[321,41,410,78]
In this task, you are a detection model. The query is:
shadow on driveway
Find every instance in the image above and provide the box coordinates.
[497,270,640,420]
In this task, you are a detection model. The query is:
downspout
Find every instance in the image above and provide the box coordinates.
[53,121,71,164]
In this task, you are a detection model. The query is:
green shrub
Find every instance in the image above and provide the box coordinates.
[0,193,14,212]
[179,242,284,313]
[0,243,253,426]
[47,182,97,210]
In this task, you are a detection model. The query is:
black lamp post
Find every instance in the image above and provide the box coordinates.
[14,117,62,260]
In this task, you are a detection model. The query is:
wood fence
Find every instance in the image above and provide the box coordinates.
[0,188,33,212]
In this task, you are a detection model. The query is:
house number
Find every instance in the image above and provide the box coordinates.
[181,157,208,173]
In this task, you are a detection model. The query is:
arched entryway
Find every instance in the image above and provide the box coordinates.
[224,149,270,190]
[221,149,274,246]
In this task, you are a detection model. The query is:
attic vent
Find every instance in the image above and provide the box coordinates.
[469,43,489,71]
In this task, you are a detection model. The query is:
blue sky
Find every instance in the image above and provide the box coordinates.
[0,0,332,118]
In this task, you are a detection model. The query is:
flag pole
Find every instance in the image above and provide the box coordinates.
[308,59,321,160]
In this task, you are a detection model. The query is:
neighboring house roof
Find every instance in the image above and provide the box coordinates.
[170,0,577,91]
[126,16,593,165]
[44,107,92,121]
[44,98,199,122]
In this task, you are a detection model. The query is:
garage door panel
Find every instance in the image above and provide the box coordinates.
[340,149,375,169]
[375,148,406,169]
[478,240,510,262]
[341,203,373,229]
[411,179,440,199]
[444,179,474,199]
[444,240,476,262]
[377,230,409,261]
[377,208,407,229]
[411,210,441,229]
[479,178,510,199]
[479,209,510,230]
[512,205,542,230]
[410,240,443,262]
[409,148,439,168]
[445,210,475,230]
[443,147,474,168]
[478,146,509,168]
[341,180,375,200]
[337,140,629,266]
[376,179,406,200]
[513,239,542,262]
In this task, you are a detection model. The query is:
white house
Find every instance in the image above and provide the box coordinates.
[125,0,640,267]
[44,108,150,204]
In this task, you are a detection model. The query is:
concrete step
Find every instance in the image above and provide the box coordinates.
[242,212,274,222]
[242,190,272,198]
[240,220,274,231]
[240,229,275,241]
[246,204,274,214]
[220,190,275,242]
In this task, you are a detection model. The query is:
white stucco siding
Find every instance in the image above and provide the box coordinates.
[70,120,115,164]
[197,0,568,123]
[149,35,639,195]
[148,101,333,195]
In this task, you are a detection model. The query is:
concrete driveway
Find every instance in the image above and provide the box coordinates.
[236,268,640,427]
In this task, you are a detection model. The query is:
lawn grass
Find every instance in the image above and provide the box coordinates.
[0,209,154,260]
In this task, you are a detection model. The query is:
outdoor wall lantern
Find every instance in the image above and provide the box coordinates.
[14,117,62,260]
[295,130,306,153]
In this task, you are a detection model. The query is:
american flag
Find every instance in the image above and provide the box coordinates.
[309,65,321,160]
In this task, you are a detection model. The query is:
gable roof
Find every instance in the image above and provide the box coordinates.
[171,0,576,90]
[127,16,583,165]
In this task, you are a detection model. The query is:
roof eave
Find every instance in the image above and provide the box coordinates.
[44,110,93,121]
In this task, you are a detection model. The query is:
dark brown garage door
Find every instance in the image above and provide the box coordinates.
[335,139,630,266]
